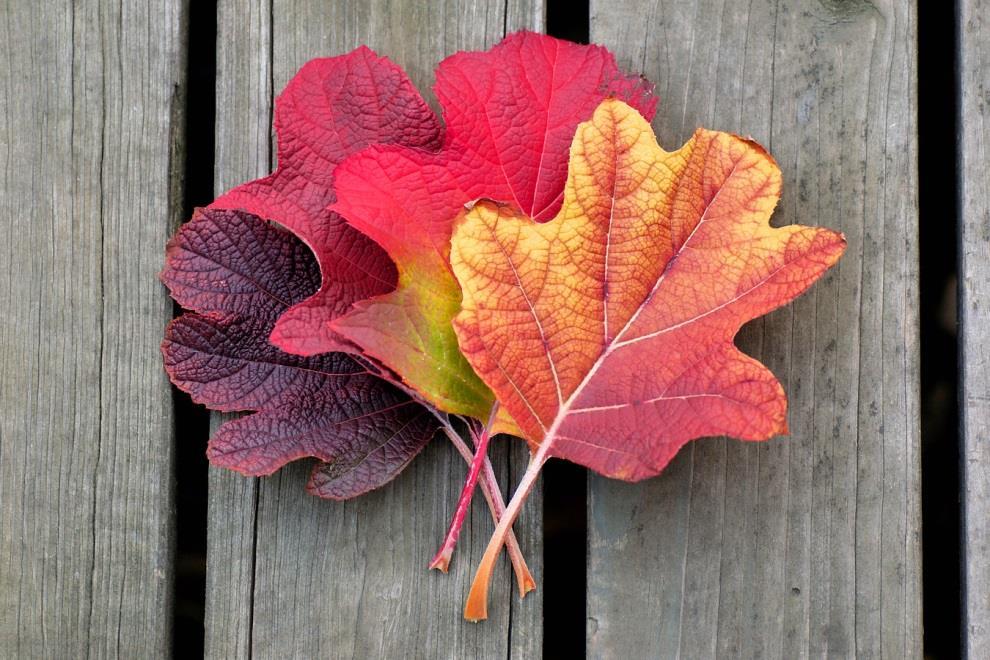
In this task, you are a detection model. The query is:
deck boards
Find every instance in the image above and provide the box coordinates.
[587,1,921,657]
[206,2,544,657]
[0,1,935,656]
[0,1,187,656]
[960,0,990,656]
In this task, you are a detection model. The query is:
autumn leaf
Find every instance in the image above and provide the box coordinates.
[210,47,442,356]
[161,208,437,498]
[452,99,846,620]
[329,31,657,420]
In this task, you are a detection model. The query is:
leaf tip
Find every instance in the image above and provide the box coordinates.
[835,230,849,253]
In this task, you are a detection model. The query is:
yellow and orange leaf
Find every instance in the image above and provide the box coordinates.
[452,99,846,620]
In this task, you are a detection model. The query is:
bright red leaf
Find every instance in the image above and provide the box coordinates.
[210,46,442,356]
[329,31,658,420]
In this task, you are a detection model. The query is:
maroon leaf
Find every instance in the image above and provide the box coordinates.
[161,209,437,498]
[161,207,320,321]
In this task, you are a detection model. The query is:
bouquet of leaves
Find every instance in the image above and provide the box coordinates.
[161,32,844,621]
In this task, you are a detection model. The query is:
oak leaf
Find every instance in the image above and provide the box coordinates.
[161,209,436,498]
[453,99,846,620]
[330,31,657,421]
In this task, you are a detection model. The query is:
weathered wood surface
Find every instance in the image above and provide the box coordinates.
[0,1,932,656]
[588,1,921,658]
[206,2,544,658]
[960,0,990,655]
[0,1,186,657]
[204,2,271,656]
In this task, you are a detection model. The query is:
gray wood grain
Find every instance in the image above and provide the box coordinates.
[204,0,271,655]
[207,2,545,657]
[587,1,921,657]
[960,0,990,655]
[0,1,187,657]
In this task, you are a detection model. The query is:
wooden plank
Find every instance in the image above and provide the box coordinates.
[204,0,271,655]
[206,2,544,657]
[0,1,186,657]
[587,1,921,657]
[960,0,990,655]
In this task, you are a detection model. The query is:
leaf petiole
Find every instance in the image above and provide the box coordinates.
[464,438,550,622]
[430,413,493,573]
[351,354,535,595]
[433,412,535,597]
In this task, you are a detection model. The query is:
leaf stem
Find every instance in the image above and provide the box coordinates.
[430,405,497,571]
[350,354,534,595]
[435,417,535,596]
[464,439,550,622]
